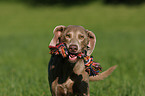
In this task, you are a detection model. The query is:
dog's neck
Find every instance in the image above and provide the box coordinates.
[73,59,85,74]
[61,56,85,75]
[50,55,85,84]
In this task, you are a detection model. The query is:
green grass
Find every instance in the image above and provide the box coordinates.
[0,1,145,96]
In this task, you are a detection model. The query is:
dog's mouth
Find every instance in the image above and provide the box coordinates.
[68,52,78,63]
[69,54,77,61]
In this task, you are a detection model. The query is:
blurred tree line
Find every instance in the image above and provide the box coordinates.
[1,0,145,5]
[104,0,145,5]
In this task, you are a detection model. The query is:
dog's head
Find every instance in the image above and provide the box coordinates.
[49,25,96,63]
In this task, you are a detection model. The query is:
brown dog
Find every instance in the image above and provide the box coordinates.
[48,25,117,96]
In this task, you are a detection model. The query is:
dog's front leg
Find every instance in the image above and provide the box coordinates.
[54,85,68,96]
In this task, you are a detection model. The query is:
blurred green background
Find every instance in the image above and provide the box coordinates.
[0,0,145,96]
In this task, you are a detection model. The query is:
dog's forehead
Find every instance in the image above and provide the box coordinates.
[64,25,87,34]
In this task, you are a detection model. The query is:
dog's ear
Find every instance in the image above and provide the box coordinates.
[49,25,66,46]
[86,30,96,56]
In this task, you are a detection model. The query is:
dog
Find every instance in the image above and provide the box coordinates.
[48,25,117,96]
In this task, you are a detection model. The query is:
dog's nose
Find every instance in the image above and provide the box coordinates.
[69,45,78,52]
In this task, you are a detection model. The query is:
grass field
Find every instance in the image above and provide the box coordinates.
[0,1,145,96]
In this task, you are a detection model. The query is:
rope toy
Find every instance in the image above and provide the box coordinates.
[49,43,68,58]
[49,43,102,76]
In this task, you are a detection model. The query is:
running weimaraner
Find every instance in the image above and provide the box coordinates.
[48,25,117,96]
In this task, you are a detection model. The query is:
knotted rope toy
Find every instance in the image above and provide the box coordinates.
[49,43,102,76]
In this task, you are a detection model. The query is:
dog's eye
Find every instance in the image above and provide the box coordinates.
[66,34,71,38]
[79,35,84,40]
